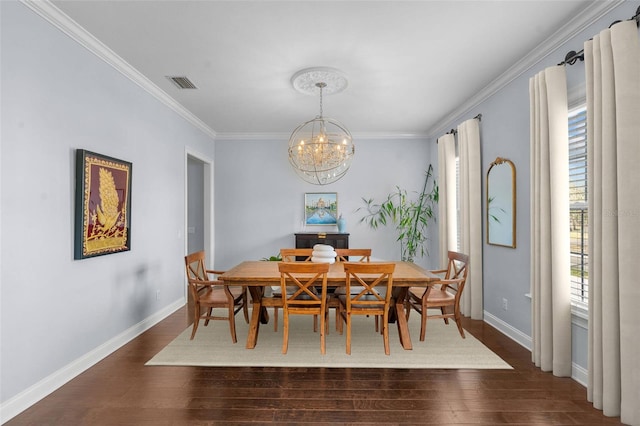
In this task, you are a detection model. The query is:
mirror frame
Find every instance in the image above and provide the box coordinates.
[486,157,516,248]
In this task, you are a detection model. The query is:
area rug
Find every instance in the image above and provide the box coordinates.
[146,310,512,369]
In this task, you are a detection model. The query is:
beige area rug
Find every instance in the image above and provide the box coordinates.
[146,309,512,369]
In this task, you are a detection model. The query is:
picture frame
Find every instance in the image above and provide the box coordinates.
[304,192,338,225]
[74,149,132,259]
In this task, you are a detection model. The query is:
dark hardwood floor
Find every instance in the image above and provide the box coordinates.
[6,307,622,425]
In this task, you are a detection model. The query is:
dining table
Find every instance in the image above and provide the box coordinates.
[219,260,439,350]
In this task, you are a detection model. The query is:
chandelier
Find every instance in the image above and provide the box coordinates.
[288,68,355,185]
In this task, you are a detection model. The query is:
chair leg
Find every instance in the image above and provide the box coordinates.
[204,307,213,326]
[383,312,390,355]
[320,311,326,355]
[404,299,411,320]
[325,309,330,335]
[273,307,279,331]
[454,306,465,338]
[345,314,352,355]
[242,290,250,323]
[420,303,427,342]
[441,307,450,324]
[282,311,289,354]
[228,304,238,343]
[190,305,201,340]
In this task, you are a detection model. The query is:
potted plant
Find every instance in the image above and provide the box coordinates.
[357,165,438,262]
[261,254,282,261]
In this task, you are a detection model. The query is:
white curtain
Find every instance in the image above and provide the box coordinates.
[437,133,457,266]
[529,65,572,377]
[457,118,483,319]
[585,20,640,424]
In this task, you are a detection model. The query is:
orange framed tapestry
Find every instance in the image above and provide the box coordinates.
[74,149,132,259]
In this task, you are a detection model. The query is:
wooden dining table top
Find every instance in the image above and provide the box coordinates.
[219,260,439,286]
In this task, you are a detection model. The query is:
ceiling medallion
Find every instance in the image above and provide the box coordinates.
[291,67,348,96]
[288,67,355,186]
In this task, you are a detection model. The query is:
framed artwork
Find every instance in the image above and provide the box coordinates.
[304,192,338,225]
[74,149,132,259]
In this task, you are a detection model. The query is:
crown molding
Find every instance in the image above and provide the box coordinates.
[21,0,217,140]
[426,0,625,139]
[215,131,429,141]
[21,0,621,142]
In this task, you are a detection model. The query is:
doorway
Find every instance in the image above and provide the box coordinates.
[185,150,214,306]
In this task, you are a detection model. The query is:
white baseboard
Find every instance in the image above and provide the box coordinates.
[483,310,532,351]
[0,299,184,425]
[572,360,588,387]
[482,310,588,388]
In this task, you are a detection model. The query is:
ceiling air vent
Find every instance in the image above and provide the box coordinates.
[167,76,197,89]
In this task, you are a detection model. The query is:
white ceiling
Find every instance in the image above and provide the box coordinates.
[49,0,598,139]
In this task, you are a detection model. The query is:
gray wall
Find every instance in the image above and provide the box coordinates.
[213,137,439,270]
[1,1,215,406]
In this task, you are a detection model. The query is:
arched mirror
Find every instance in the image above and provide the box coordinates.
[487,157,516,248]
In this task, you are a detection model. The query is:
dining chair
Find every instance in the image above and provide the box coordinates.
[278,261,330,354]
[334,248,371,262]
[265,248,315,332]
[330,249,372,330]
[337,262,395,355]
[184,251,249,343]
[280,248,313,262]
[405,250,469,340]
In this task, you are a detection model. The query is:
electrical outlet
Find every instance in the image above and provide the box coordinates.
[502,298,508,311]
[156,290,161,301]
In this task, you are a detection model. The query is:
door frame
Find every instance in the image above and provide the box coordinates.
[184,147,214,301]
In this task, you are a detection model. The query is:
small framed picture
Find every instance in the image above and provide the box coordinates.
[74,149,132,259]
[304,192,338,225]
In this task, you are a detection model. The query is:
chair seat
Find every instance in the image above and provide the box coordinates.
[200,286,245,304]
[335,287,386,297]
[337,294,384,309]
[409,287,455,304]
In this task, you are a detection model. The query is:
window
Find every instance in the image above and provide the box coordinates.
[568,105,588,308]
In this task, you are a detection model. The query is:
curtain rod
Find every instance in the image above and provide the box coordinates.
[443,114,482,136]
[558,5,640,66]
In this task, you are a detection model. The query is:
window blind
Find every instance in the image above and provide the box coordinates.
[568,106,588,308]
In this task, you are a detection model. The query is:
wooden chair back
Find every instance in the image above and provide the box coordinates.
[279,248,313,262]
[184,251,227,302]
[338,262,395,354]
[335,248,371,262]
[267,249,314,333]
[342,262,395,313]
[433,251,469,299]
[277,261,330,354]
[184,251,248,343]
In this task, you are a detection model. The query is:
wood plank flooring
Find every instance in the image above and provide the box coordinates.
[6,307,622,425]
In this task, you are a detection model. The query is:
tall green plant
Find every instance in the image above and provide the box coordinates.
[357,165,438,262]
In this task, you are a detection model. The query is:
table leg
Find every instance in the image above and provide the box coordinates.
[393,288,413,350]
[246,287,267,349]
